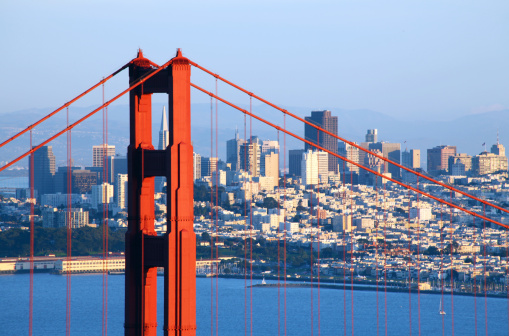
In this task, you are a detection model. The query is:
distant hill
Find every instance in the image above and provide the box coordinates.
[1,104,507,170]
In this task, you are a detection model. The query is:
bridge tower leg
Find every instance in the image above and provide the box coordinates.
[125,49,196,336]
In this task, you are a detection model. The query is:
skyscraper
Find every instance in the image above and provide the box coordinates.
[304,110,338,173]
[365,129,378,143]
[427,145,456,176]
[158,106,169,150]
[369,142,401,179]
[301,150,319,185]
[338,141,360,173]
[289,149,305,176]
[402,149,420,169]
[92,144,115,168]
[239,137,261,176]
[156,107,169,192]
[226,128,244,171]
[30,145,56,197]
[193,152,201,181]
[201,157,218,177]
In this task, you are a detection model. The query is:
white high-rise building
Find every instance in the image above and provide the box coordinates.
[156,107,170,192]
[301,150,319,186]
[316,151,329,182]
[91,183,114,209]
[93,145,115,168]
[193,152,201,181]
[158,106,169,150]
[116,174,128,210]
[261,140,279,155]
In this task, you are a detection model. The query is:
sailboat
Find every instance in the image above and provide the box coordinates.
[439,299,446,315]
[261,276,267,285]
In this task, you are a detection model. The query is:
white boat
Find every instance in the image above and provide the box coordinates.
[261,277,266,285]
[439,299,446,315]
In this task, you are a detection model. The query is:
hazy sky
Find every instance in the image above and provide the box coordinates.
[1,0,507,121]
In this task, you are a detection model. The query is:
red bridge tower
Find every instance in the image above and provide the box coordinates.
[125,49,196,336]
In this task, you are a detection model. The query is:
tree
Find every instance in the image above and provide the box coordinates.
[201,232,210,241]
[262,197,278,209]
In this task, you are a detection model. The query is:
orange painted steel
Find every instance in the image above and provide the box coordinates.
[190,82,509,230]
[0,62,132,150]
[0,58,174,175]
[125,49,196,336]
[189,61,509,216]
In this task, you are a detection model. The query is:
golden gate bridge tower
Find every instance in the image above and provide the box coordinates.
[125,49,196,336]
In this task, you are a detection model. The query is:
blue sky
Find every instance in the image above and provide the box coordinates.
[1,0,507,121]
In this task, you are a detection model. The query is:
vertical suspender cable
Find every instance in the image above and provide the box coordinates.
[416,176,421,336]
[483,204,487,336]
[277,129,281,336]
[450,191,455,335]
[375,175,379,336]
[215,77,219,336]
[440,204,445,335]
[473,216,478,336]
[316,137,321,336]
[383,163,388,336]
[29,130,34,336]
[310,185,314,336]
[407,187,412,336]
[102,79,109,336]
[210,96,214,336]
[66,106,72,336]
[350,169,354,336]
[249,97,253,336]
[244,111,248,336]
[283,113,287,336]
[342,161,346,336]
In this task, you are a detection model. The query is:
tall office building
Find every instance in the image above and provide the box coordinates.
[201,157,218,177]
[30,145,56,197]
[158,106,169,150]
[448,154,472,176]
[401,149,420,182]
[402,149,420,169]
[226,128,244,171]
[289,149,305,176]
[365,129,378,143]
[91,183,114,209]
[239,138,261,176]
[427,145,456,176]
[115,174,128,210]
[338,141,360,173]
[304,110,338,173]
[301,150,319,185]
[92,144,115,168]
[369,142,401,179]
[107,155,127,185]
[155,107,170,192]
[491,140,505,157]
[193,152,202,181]
[472,150,508,175]
[262,152,279,189]
[316,151,329,182]
[261,140,279,155]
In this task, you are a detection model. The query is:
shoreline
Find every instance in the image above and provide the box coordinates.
[198,274,509,299]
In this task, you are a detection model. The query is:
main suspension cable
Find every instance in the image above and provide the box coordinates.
[0,59,174,174]
[0,61,132,149]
